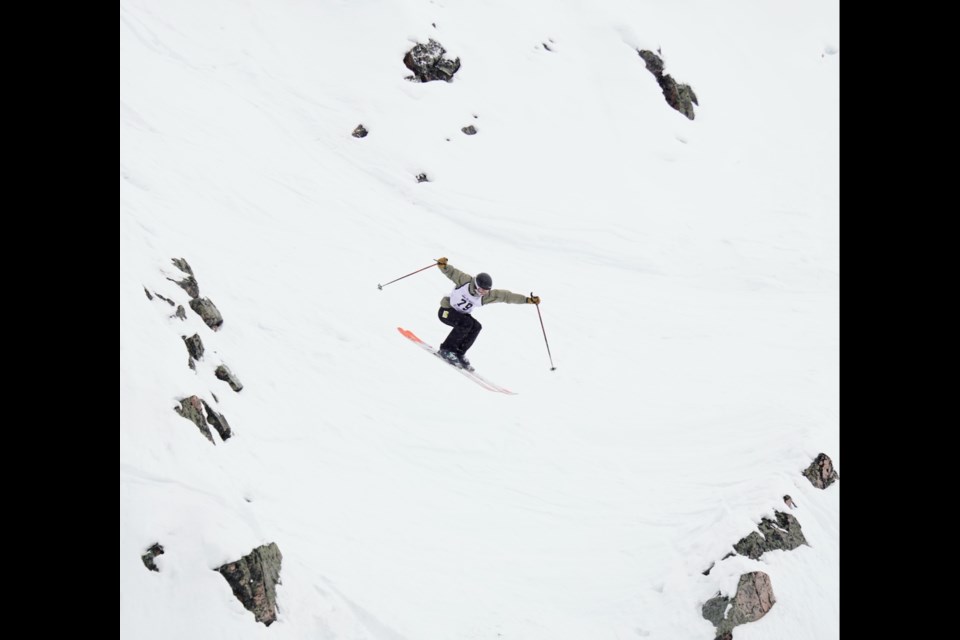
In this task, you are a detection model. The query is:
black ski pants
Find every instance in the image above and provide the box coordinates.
[438,307,482,355]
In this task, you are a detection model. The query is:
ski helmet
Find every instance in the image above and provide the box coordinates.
[475,272,493,289]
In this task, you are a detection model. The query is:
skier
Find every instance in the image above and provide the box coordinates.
[434,257,540,370]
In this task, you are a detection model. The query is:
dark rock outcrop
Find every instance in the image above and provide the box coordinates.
[217,543,283,626]
[189,297,223,330]
[702,592,729,627]
[803,453,839,489]
[175,396,214,443]
[169,258,200,298]
[403,39,461,82]
[733,511,807,560]
[202,400,233,441]
[141,542,164,572]
[702,571,775,637]
[147,287,187,319]
[172,258,194,276]
[637,49,698,120]
[183,334,204,367]
[215,365,243,392]
[461,125,477,135]
[169,275,199,299]
[352,124,368,138]
[174,396,232,443]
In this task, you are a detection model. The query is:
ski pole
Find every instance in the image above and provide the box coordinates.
[377,261,441,290]
[531,292,556,371]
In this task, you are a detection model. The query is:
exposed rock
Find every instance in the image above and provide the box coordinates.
[175,396,214,443]
[416,173,429,183]
[783,494,797,509]
[760,511,807,550]
[352,124,368,138]
[733,511,807,560]
[174,305,187,320]
[169,274,200,299]
[189,297,224,330]
[172,258,194,276]
[734,532,765,560]
[403,39,461,82]
[637,49,664,74]
[461,125,477,135]
[637,49,698,120]
[141,542,164,572]
[217,543,283,626]
[730,572,775,626]
[803,453,839,489]
[703,571,776,637]
[215,365,244,392]
[702,592,730,627]
[183,333,204,362]
[155,293,175,306]
[144,287,153,300]
[202,400,233,441]
[675,83,698,119]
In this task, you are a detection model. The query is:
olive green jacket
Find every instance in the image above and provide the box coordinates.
[438,263,529,308]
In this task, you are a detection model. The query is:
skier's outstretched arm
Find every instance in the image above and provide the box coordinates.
[436,257,473,287]
[484,290,540,305]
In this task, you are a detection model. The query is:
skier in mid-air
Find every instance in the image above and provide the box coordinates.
[433,257,540,371]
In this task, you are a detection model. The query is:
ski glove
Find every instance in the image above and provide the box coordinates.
[437,257,448,267]
[526,296,541,304]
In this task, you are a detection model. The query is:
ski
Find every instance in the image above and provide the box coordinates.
[397,327,517,395]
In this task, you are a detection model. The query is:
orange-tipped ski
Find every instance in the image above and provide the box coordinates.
[397,327,422,342]
[397,327,516,395]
